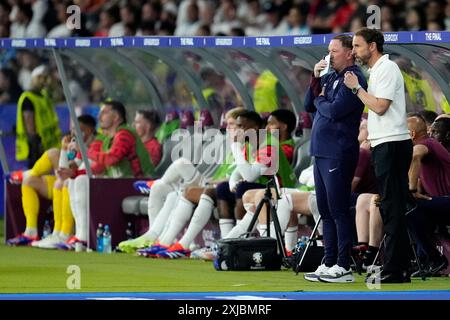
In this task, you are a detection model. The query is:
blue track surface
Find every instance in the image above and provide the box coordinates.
[1,290,449,300]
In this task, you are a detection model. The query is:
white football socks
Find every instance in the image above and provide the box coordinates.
[285,226,298,252]
[147,179,175,226]
[144,191,179,241]
[159,195,195,246]
[219,219,235,238]
[179,194,215,248]
[69,175,89,241]
[224,210,255,239]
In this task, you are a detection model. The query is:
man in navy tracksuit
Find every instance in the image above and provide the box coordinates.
[303,35,367,283]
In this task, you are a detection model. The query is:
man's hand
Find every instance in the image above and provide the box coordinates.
[344,71,359,90]
[360,140,371,150]
[61,135,72,151]
[412,191,432,201]
[229,179,243,193]
[56,167,74,180]
[313,59,329,78]
[319,87,325,96]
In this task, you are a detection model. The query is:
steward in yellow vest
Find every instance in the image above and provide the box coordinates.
[253,70,288,114]
[16,65,61,167]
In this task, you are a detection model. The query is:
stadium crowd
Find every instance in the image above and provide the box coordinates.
[0,0,449,40]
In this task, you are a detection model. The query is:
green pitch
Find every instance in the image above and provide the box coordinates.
[1,219,449,294]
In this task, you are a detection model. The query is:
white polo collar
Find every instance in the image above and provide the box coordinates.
[368,54,389,74]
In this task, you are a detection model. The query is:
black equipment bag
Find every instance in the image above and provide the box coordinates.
[291,238,324,273]
[213,237,282,271]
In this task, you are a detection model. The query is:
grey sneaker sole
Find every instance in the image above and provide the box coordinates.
[319,274,355,283]
[304,274,321,282]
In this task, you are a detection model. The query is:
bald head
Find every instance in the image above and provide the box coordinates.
[407,116,428,141]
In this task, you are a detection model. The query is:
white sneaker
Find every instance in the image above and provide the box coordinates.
[304,264,330,282]
[190,247,217,260]
[36,234,62,249]
[319,264,354,283]
[31,234,55,247]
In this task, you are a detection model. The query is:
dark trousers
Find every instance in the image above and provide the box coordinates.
[314,156,358,269]
[216,181,266,205]
[408,196,450,262]
[371,139,414,273]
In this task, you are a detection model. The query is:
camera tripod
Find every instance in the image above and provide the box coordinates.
[245,176,290,266]
[294,216,322,275]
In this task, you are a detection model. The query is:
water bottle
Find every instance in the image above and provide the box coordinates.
[43,220,51,239]
[103,225,112,254]
[125,222,134,240]
[96,223,104,252]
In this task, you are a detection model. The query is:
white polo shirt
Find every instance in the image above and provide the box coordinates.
[367,54,411,147]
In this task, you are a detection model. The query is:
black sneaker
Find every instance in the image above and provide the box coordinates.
[411,255,448,278]
[366,270,411,284]
[429,255,449,276]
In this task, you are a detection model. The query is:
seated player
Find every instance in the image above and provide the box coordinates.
[146,110,297,259]
[6,115,97,246]
[118,107,246,253]
[133,109,162,167]
[230,118,376,257]
[56,101,155,250]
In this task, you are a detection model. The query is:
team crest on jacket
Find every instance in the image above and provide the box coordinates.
[333,80,339,90]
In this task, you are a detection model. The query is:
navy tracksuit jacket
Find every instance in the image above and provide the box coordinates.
[304,65,367,269]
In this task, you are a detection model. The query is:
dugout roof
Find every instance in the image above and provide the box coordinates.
[0,31,449,175]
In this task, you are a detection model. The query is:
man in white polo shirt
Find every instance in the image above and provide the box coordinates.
[343,27,414,283]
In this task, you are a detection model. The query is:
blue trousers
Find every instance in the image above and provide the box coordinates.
[314,156,358,269]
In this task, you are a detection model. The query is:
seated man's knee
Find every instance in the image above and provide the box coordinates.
[23,175,42,188]
[242,190,255,204]
[203,187,216,199]
[172,158,194,173]
[46,148,60,165]
[183,186,194,198]
[255,189,266,201]
[184,186,204,204]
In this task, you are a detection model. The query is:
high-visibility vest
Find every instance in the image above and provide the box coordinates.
[156,119,180,143]
[95,125,154,178]
[246,136,297,188]
[441,95,450,114]
[192,88,217,119]
[16,90,61,161]
[212,152,236,180]
[402,71,437,112]
[253,71,278,114]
